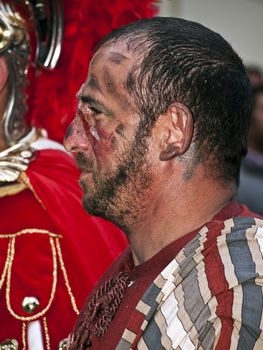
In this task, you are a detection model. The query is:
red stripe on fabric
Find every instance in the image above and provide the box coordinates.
[203,222,234,349]
[215,290,234,349]
[127,309,147,348]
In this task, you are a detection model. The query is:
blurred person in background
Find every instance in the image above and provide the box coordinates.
[246,64,263,86]
[0,0,155,349]
[237,84,263,215]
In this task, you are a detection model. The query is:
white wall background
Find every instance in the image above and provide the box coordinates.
[158,0,263,68]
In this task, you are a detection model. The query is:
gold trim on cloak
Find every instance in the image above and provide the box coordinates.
[0,229,80,349]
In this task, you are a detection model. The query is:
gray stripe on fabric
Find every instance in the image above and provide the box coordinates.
[237,282,262,350]
[198,321,216,350]
[184,233,202,258]
[141,283,162,321]
[142,318,165,350]
[179,230,212,338]
[233,217,256,229]
[181,265,212,334]
[116,338,133,350]
[226,217,261,349]
[179,257,196,280]
[227,221,258,284]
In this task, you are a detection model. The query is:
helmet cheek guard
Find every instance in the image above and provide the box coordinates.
[0,0,63,146]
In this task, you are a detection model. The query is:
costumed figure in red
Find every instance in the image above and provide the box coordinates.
[0,0,156,349]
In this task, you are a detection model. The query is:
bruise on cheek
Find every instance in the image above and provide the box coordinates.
[90,126,100,141]
[78,108,109,149]
[116,123,125,137]
[111,135,117,149]
[110,123,126,149]
[64,125,73,141]
[93,122,115,155]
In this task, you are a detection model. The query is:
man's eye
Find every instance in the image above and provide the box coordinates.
[89,106,101,116]
[78,104,102,119]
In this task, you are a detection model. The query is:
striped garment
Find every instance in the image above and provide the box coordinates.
[116,217,263,350]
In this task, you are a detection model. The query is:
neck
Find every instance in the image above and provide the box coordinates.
[128,166,235,265]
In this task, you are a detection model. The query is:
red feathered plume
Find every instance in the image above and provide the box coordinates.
[31,0,159,143]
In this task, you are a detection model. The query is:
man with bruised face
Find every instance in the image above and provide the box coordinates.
[67,50,154,235]
[65,17,263,350]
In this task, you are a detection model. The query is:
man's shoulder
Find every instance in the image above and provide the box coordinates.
[198,215,263,289]
[211,215,263,285]
[216,216,263,265]
[156,215,263,298]
[136,216,263,349]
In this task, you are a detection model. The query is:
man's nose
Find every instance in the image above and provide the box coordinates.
[64,116,90,153]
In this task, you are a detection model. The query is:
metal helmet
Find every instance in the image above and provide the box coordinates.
[0,0,63,146]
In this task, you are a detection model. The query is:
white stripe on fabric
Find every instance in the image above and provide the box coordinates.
[217,234,239,289]
[160,259,179,301]
[255,227,263,257]
[247,227,263,276]
[180,334,197,350]
[260,287,263,331]
[160,292,195,349]
[230,285,243,349]
[221,218,235,235]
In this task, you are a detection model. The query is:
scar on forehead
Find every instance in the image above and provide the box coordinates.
[108,52,128,65]
[103,68,131,110]
[90,52,103,67]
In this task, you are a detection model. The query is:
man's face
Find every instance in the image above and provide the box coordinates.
[64,43,154,231]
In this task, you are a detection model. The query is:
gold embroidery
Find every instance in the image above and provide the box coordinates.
[56,238,79,315]
[22,323,26,350]
[0,227,80,347]
[0,129,38,184]
[18,172,46,210]
[0,228,61,239]
[0,338,19,350]
[0,239,11,290]
[43,317,51,350]
[6,237,58,321]
[0,182,26,197]
[58,338,68,350]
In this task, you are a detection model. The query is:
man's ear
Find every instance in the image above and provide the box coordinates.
[159,103,194,161]
[0,57,9,93]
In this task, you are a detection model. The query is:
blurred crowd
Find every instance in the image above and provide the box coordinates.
[237,65,263,215]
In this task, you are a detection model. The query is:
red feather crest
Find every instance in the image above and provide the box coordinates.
[31,0,158,143]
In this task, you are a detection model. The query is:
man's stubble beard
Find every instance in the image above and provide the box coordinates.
[79,131,153,235]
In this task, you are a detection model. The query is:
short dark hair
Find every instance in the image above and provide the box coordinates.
[97,17,251,184]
